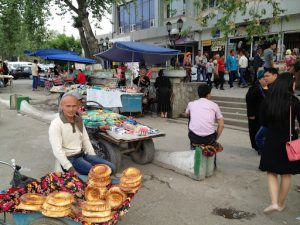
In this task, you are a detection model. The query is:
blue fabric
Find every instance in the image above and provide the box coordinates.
[255,126,267,152]
[32,76,38,89]
[239,68,247,86]
[24,49,79,57]
[226,55,238,71]
[69,154,116,175]
[43,54,96,64]
[95,41,179,64]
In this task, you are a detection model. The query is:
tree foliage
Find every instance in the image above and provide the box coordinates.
[0,0,49,60]
[44,32,82,53]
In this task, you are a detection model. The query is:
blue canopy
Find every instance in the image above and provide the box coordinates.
[42,54,96,64]
[95,41,179,64]
[24,48,96,64]
[24,49,79,57]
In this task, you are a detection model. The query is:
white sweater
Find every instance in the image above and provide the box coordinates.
[49,116,95,170]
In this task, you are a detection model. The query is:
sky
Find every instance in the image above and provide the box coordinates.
[47,5,112,38]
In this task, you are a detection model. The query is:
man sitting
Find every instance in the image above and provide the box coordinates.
[49,94,115,174]
[185,84,224,146]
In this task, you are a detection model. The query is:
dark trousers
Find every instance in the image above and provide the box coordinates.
[219,71,225,88]
[248,118,260,151]
[189,130,217,145]
[239,68,247,86]
[206,73,212,86]
[32,76,39,89]
[229,70,238,87]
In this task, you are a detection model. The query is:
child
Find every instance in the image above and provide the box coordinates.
[206,58,214,87]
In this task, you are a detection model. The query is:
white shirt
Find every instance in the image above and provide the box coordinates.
[239,55,248,69]
[49,116,96,170]
[31,63,39,76]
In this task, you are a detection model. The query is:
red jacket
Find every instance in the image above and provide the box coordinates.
[77,72,87,84]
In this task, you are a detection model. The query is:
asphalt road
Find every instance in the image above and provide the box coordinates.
[1,80,300,225]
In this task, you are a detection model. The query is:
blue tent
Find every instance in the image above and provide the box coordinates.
[95,41,179,64]
[24,49,79,57]
[24,48,96,64]
[42,54,96,64]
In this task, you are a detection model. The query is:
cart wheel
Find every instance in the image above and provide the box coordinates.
[29,218,67,225]
[130,139,155,164]
[94,139,122,172]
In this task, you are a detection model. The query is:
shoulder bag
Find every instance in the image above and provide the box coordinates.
[286,102,300,161]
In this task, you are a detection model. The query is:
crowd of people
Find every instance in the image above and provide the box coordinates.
[183,43,300,91]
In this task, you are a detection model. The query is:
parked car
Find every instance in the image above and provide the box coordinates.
[10,66,32,79]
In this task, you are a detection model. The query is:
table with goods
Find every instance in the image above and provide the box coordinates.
[82,109,165,171]
[0,165,143,225]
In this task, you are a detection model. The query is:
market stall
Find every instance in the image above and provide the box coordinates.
[0,161,143,225]
[82,109,165,170]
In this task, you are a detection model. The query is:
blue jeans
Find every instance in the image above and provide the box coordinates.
[32,76,38,89]
[239,68,247,86]
[69,154,116,175]
[197,65,202,81]
[255,126,267,152]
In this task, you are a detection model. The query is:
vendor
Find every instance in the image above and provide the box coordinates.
[49,94,116,175]
[185,84,224,145]
[77,69,87,84]
[133,65,150,91]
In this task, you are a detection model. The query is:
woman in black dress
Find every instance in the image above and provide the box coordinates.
[259,73,300,214]
[154,69,171,118]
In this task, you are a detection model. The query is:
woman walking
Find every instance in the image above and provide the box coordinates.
[259,73,300,214]
[154,69,172,118]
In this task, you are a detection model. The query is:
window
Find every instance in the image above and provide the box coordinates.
[202,0,218,10]
[118,0,155,33]
[167,0,185,18]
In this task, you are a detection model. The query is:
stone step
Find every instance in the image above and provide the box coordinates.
[220,106,247,114]
[212,96,245,103]
[224,118,248,128]
[213,100,246,109]
[222,111,247,121]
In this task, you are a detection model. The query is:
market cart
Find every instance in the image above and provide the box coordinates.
[82,108,165,172]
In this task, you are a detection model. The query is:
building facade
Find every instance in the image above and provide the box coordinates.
[96,0,300,64]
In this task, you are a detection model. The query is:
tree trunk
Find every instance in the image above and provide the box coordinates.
[82,15,100,56]
[77,26,91,58]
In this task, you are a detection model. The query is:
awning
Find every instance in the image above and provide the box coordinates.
[95,41,179,64]
[42,54,96,64]
[24,49,79,57]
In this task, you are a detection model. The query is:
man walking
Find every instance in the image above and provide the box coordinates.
[226,50,238,88]
[252,47,263,84]
[31,59,39,91]
[238,50,248,88]
[263,42,277,70]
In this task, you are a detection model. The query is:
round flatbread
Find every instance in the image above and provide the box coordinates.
[20,193,45,205]
[81,200,111,211]
[89,164,112,179]
[82,209,111,217]
[41,208,71,218]
[82,214,113,223]
[42,202,70,211]
[46,192,75,206]
[16,202,42,211]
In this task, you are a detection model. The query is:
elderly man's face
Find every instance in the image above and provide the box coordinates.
[60,96,79,118]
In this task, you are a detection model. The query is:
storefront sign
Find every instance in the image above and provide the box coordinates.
[211,39,225,52]
[202,39,212,46]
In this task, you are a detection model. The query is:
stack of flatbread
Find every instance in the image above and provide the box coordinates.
[41,191,74,217]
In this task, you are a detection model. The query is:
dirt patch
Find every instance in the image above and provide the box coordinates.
[212,207,255,220]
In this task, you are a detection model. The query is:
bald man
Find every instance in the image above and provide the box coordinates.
[49,95,116,174]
